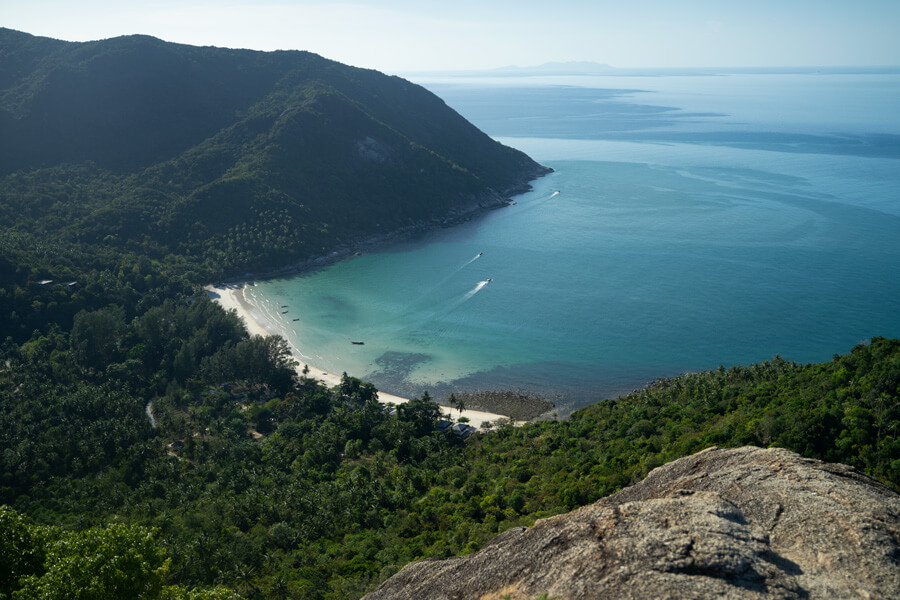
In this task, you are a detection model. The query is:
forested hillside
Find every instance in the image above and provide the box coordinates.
[3,326,898,598]
[0,28,547,342]
[1,28,898,600]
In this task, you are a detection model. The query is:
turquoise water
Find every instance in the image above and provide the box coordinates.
[247,71,900,414]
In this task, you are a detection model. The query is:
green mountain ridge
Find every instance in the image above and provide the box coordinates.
[0,28,548,277]
[0,28,547,341]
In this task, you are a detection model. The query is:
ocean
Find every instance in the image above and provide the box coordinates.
[243,69,900,415]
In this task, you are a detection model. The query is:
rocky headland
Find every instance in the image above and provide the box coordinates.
[364,446,900,599]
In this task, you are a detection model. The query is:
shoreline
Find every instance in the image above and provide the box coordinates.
[202,167,551,429]
[218,166,552,285]
[205,283,522,429]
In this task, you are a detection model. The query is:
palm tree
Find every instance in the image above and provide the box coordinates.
[449,393,465,420]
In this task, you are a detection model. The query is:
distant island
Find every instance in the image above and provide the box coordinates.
[403,61,900,78]
[488,60,617,75]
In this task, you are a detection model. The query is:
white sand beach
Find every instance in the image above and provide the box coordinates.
[205,283,517,429]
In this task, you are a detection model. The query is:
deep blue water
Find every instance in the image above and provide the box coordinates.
[246,71,900,414]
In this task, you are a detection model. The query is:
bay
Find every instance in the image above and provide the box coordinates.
[247,71,900,415]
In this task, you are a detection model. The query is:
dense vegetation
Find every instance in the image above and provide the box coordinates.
[0,28,547,342]
[1,27,898,600]
[3,313,898,598]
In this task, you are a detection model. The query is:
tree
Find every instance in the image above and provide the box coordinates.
[70,306,126,370]
[449,393,465,420]
[159,585,237,600]
[397,392,442,437]
[14,522,169,600]
[339,372,378,404]
[0,506,45,598]
[1,507,237,600]
[200,335,297,391]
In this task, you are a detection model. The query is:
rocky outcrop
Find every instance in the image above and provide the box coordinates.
[364,446,900,599]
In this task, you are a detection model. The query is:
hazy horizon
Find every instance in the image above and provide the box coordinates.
[3,1,899,75]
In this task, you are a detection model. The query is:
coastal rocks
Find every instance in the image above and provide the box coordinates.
[363,446,900,600]
[453,390,555,421]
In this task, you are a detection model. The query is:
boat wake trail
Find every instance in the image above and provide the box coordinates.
[513,189,560,216]
[444,252,483,282]
[432,279,491,317]
[463,252,484,267]
[463,279,491,301]
[394,279,492,340]
[411,252,485,304]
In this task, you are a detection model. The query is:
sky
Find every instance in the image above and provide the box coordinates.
[2,0,899,74]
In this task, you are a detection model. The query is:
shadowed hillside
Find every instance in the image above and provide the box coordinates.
[0,28,548,340]
[0,28,548,276]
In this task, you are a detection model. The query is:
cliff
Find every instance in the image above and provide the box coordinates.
[364,446,900,599]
